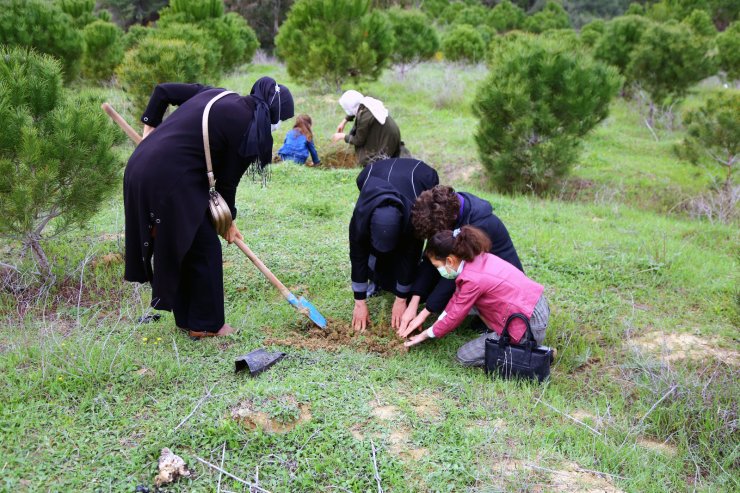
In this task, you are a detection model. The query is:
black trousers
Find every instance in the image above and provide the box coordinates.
[173,213,224,332]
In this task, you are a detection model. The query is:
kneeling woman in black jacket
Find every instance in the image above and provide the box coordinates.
[123,77,294,338]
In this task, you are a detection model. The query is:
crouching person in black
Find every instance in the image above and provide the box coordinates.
[397,185,523,334]
[123,77,294,338]
[349,159,439,331]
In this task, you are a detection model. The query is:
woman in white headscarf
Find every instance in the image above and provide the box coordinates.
[332,90,405,166]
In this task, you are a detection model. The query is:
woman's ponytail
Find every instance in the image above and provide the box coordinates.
[426,225,491,261]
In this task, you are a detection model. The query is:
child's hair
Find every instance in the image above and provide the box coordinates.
[425,225,491,262]
[293,114,313,142]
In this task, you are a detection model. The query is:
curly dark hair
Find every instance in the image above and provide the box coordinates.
[411,185,460,239]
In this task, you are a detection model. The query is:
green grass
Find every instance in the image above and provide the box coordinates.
[1,62,738,492]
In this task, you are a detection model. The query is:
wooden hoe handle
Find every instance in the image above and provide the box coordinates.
[102,103,142,145]
[234,239,293,300]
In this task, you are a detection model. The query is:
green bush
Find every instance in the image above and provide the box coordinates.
[522,0,571,33]
[438,3,467,25]
[593,15,652,85]
[487,30,535,67]
[579,19,605,48]
[202,13,259,72]
[165,0,224,21]
[681,8,717,36]
[57,0,97,27]
[627,22,714,105]
[678,90,739,189]
[0,47,122,273]
[625,2,645,15]
[0,0,85,82]
[122,25,151,51]
[716,22,739,81]
[488,0,526,33]
[453,5,490,28]
[81,20,124,82]
[275,0,393,90]
[474,38,622,193]
[386,8,439,73]
[116,37,209,115]
[442,24,486,64]
[149,0,259,74]
[152,22,222,76]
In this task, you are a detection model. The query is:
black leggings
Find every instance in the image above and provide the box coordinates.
[172,213,224,332]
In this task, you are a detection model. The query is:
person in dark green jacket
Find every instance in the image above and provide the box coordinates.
[332,90,403,166]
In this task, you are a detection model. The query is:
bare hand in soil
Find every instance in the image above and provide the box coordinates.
[352,300,370,332]
[398,302,419,334]
[391,297,407,330]
[404,330,430,348]
[399,309,430,338]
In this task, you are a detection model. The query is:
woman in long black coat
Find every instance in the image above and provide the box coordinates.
[123,77,294,338]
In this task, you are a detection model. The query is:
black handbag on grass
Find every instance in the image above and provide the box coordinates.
[485,313,553,383]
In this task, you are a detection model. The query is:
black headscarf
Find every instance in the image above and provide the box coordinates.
[240,76,294,168]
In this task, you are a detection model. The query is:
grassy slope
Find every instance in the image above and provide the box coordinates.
[0,62,738,492]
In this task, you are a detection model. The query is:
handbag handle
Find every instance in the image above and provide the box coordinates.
[202,91,236,191]
[499,313,535,347]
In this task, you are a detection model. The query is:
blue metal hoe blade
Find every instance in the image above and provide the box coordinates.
[286,293,327,329]
[299,296,327,329]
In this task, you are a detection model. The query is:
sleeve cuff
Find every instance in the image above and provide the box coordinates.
[395,282,411,295]
[426,327,436,338]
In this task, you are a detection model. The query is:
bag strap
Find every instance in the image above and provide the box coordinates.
[500,313,535,346]
[202,90,236,190]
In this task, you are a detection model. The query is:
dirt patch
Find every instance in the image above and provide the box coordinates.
[631,332,739,366]
[637,437,677,456]
[493,458,625,493]
[321,145,358,169]
[264,318,408,356]
[372,405,400,421]
[92,252,123,268]
[409,392,443,420]
[231,396,311,434]
[467,418,507,434]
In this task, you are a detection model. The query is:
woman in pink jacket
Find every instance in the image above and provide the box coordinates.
[401,226,550,367]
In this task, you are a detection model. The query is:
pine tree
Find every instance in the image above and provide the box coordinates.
[716,21,739,82]
[442,24,486,64]
[474,37,622,193]
[386,8,439,75]
[0,47,123,274]
[275,0,394,90]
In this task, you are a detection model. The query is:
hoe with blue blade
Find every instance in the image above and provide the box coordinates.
[102,103,327,330]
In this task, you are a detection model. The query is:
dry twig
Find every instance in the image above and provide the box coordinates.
[370,439,383,493]
[174,383,217,432]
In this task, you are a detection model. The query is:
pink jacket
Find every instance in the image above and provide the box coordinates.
[431,253,544,343]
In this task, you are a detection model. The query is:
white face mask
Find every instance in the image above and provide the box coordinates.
[271,121,281,133]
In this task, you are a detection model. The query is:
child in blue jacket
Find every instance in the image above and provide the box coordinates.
[278,114,320,166]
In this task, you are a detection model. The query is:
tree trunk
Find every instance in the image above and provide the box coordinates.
[29,236,51,277]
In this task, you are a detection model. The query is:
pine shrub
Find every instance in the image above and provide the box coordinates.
[81,20,124,82]
[593,15,652,85]
[678,90,739,189]
[442,24,486,64]
[386,8,439,74]
[716,22,739,82]
[488,0,526,33]
[627,22,714,105]
[579,19,605,48]
[116,37,209,115]
[0,47,123,273]
[0,0,85,82]
[275,0,393,90]
[474,38,622,193]
[522,0,571,33]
